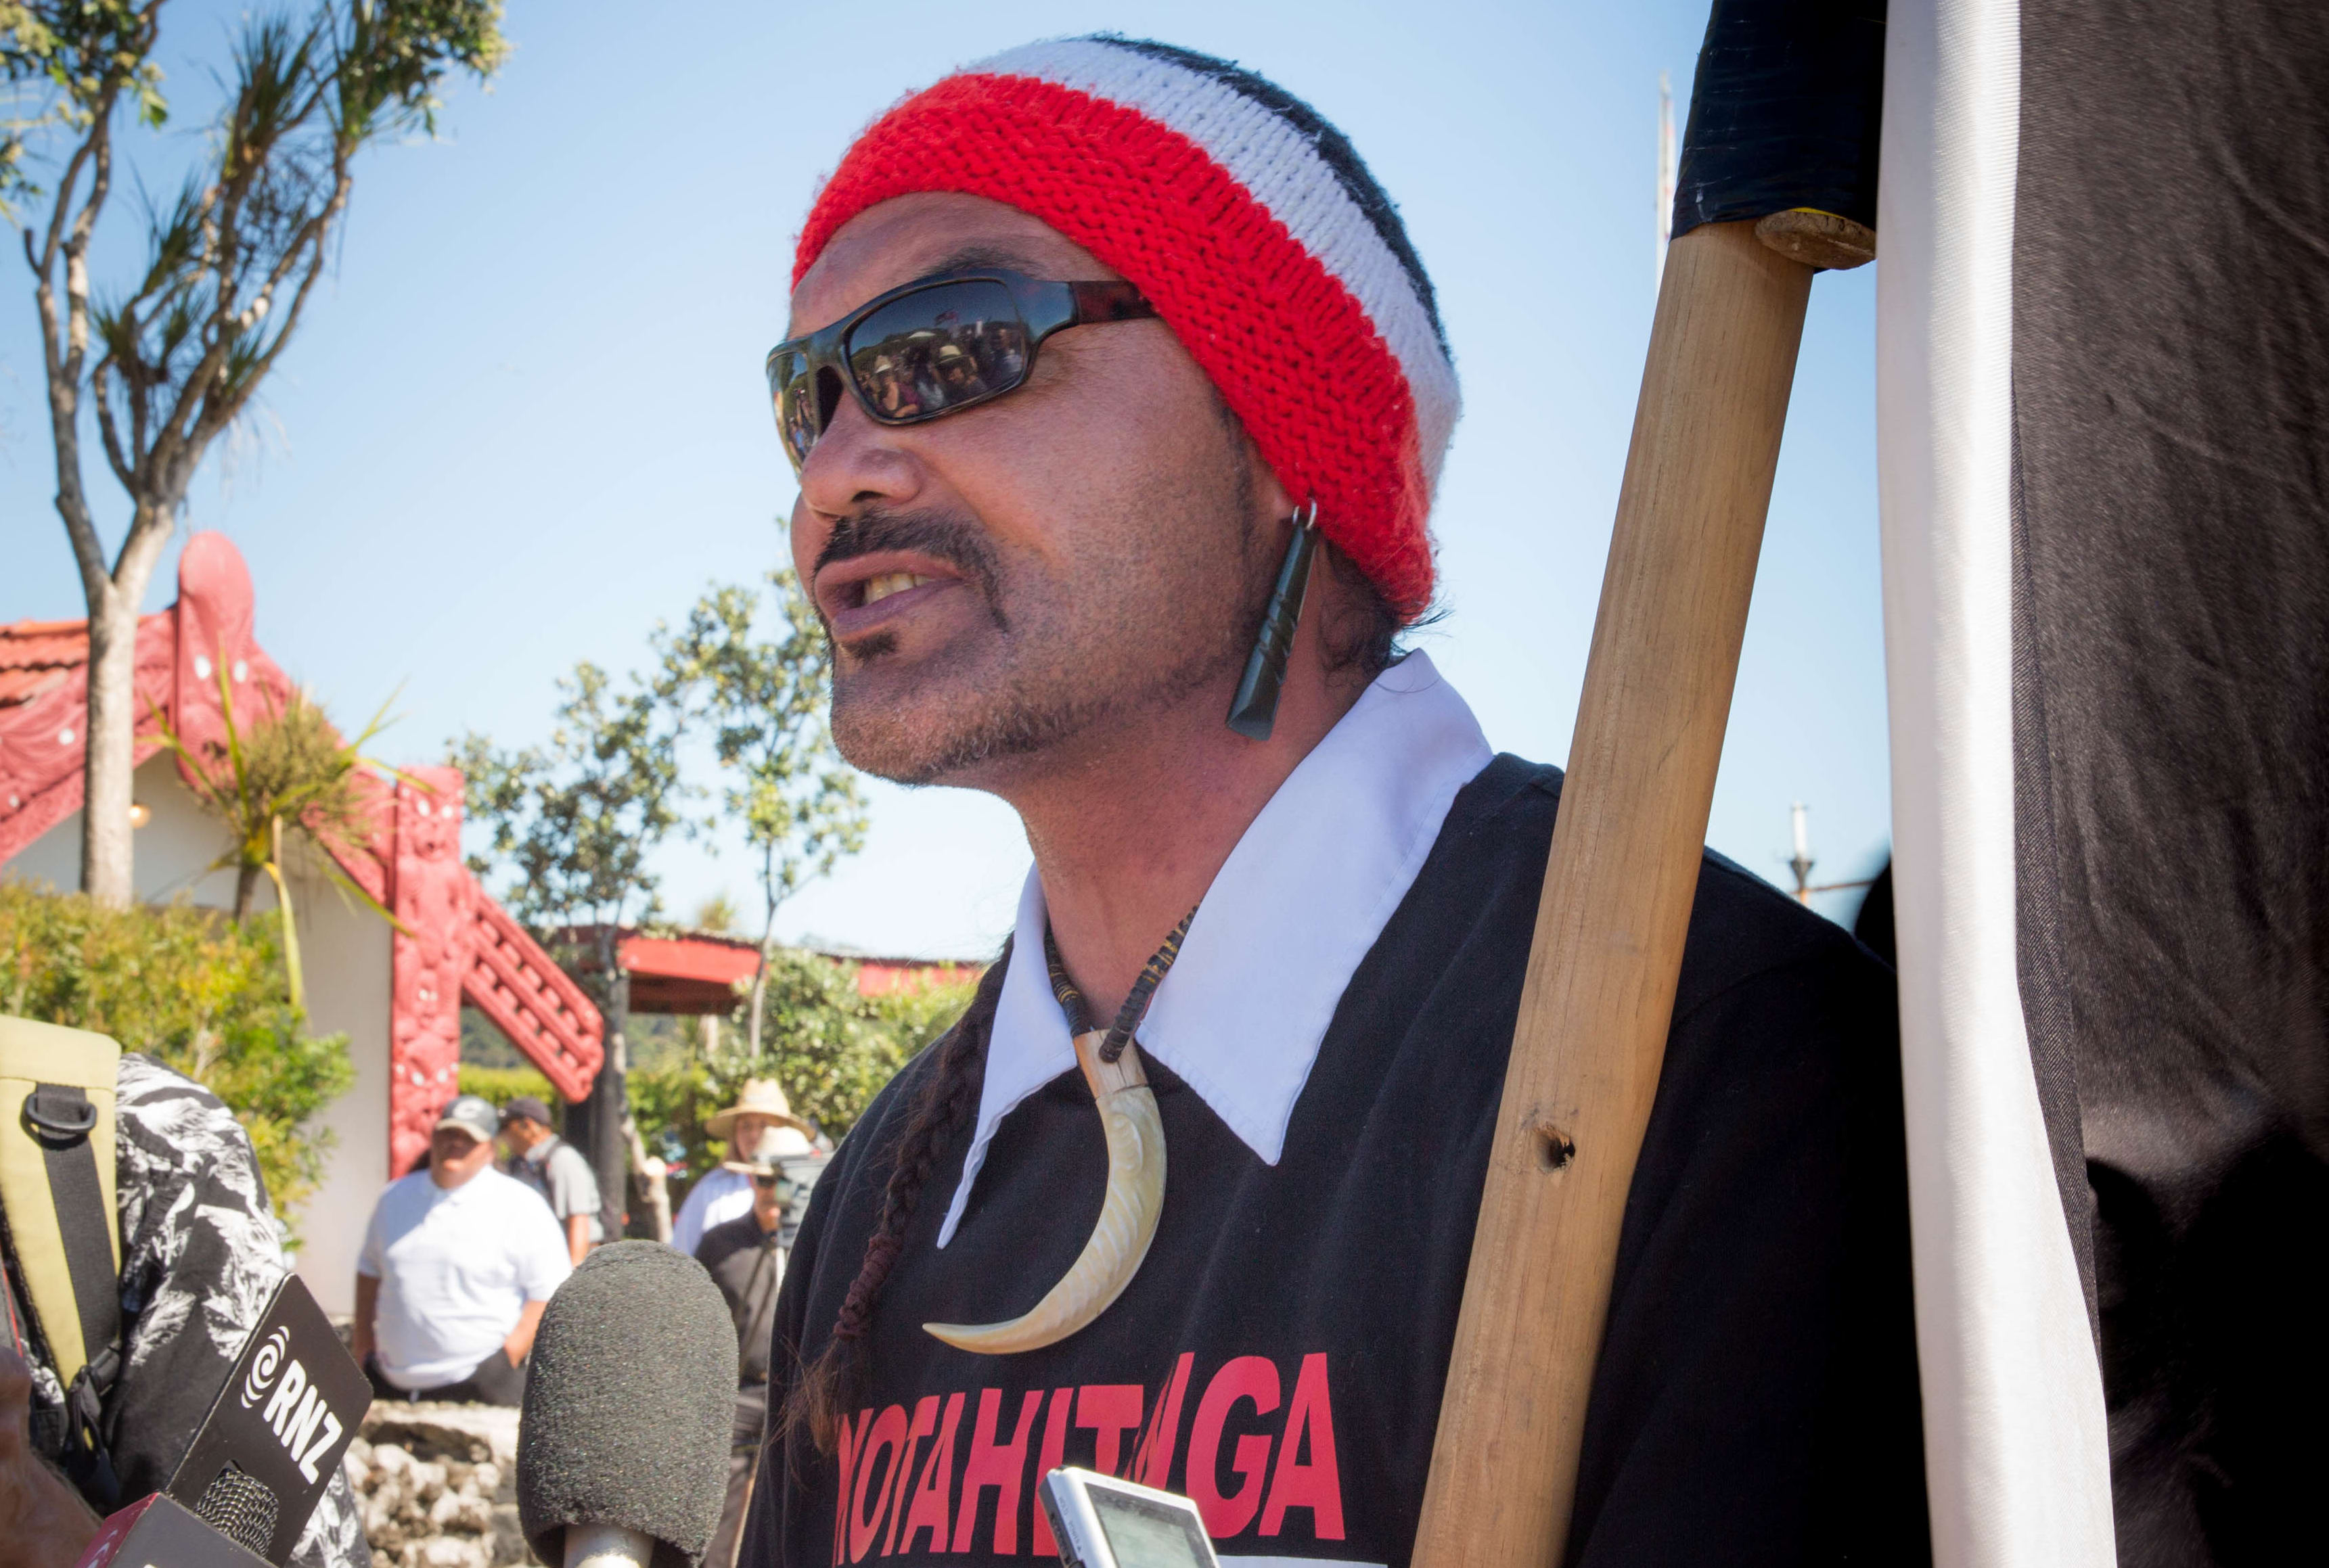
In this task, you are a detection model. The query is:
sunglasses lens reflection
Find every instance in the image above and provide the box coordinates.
[845,280,1029,425]
[771,348,819,467]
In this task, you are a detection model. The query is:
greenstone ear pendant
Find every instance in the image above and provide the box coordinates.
[1224,501,1321,742]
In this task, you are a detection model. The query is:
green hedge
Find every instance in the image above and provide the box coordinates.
[457,1061,561,1124]
[0,881,353,1237]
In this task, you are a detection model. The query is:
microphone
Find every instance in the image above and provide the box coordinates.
[516,1241,735,1568]
[74,1273,370,1568]
[74,1493,270,1568]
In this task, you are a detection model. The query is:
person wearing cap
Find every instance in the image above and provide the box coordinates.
[748,36,1925,1568]
[671,1079,820,1260]
[497,1094,602,1266]
[353,1094,573,1406]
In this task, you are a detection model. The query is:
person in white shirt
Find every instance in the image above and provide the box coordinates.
[670,1079,816,1258]
[352,1094,572,1406]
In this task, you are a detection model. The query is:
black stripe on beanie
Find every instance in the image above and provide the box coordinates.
[1091,34,1451,360]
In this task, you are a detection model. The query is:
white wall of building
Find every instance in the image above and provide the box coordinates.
[279,827,393,1315]
[5,754,393,1314]
[7,754,246,906]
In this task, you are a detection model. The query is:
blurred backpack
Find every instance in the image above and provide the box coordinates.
[0,1015,127,1506]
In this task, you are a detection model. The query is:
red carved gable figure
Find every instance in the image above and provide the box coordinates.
[0,534,602,1175]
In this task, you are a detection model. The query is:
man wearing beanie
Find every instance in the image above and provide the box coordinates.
[748,36,1926,1568]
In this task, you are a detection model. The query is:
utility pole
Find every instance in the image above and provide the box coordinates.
[566,965,632,1235]
[1786,801,1876,905]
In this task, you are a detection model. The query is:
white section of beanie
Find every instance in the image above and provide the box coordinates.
[972,35,1460,490]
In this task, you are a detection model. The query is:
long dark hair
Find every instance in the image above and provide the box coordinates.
[779,953,1005,1454]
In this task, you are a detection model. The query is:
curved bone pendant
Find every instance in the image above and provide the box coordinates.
[924,1030,1166,1355]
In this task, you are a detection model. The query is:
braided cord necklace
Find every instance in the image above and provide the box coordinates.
[922,908,1198,1355]
[1043,906,1199,1063]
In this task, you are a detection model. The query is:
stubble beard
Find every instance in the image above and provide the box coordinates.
[823,465,1266,789]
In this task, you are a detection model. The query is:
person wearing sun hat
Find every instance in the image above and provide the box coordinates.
[672,1078,819,1260]
[746,34,1925,1567]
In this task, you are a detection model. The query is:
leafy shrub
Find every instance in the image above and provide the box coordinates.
[628,949,976,1211]
[457,1062,562,1126]
[0,882,354,1234]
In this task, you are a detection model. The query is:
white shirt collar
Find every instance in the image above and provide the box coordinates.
[936,652,1493,1246]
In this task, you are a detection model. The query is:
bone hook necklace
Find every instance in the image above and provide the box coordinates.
[922,909,1197,1355]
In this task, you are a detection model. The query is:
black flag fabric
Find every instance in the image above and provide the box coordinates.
[1880,1,2326,1563]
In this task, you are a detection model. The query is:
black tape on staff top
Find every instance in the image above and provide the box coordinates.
[1672,0,1887,237]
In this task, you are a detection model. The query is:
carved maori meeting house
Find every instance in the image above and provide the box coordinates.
[0,532,602,1313]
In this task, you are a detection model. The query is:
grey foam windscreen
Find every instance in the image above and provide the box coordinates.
[518,1241,738,1568]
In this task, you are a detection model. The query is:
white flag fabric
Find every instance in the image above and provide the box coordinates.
[1876,0,2116,1562]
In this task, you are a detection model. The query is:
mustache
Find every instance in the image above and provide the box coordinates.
[814,507,1006,627]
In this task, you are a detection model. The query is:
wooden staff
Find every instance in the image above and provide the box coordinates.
[1409,212,1854,1566]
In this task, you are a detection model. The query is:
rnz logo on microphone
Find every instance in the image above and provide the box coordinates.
[238,1324,344,1483]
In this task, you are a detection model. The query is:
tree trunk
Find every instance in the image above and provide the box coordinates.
[73,507,173,908]
[746,966,769,1058]
[233,863,261,921]
[747,901,779,1056]
[625,1114,672,1245]
[79,582,140,906]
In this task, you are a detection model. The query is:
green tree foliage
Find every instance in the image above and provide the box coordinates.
[457,574,876,1231]
[689,892,739,936]
[453,655,692,994]
[627,950,976,1209]
[661,570,869,1054]
[455,641,699,1235]
[0,882,354,1235]
[3,0,506,905]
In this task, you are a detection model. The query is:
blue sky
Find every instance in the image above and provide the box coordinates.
[1,0,1891,957]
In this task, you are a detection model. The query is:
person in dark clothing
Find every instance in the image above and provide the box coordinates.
[742,34,1926,1568]
[752,765,1926,1567]
[696,1155,794,1568]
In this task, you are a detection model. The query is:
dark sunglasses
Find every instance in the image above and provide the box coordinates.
[765,269,1156,471]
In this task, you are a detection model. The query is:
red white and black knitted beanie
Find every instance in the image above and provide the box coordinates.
[794,35,1460,621]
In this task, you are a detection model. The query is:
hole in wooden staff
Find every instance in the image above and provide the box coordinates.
[1532,1122,1577,1172]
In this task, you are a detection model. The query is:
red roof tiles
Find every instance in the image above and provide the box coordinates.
[0,614,168,710]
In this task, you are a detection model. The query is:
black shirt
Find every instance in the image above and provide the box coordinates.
[699,1211,786,1387]
[744,758,1928,1565]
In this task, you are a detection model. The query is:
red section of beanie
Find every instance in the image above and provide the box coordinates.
[795,72,1434,620]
